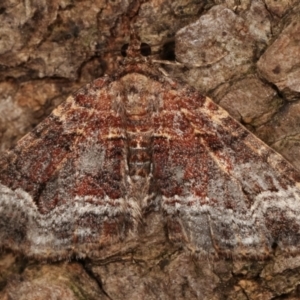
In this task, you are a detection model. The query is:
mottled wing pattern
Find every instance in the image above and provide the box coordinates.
[0,76,138,259]
[155,88,300,257]
[1,54,300,260]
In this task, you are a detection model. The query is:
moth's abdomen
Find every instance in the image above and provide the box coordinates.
[125,115,153,180]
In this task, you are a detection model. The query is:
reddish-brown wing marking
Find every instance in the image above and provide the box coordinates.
[155,89,300,257]
[1,41,300,259]
[0,75,139,259]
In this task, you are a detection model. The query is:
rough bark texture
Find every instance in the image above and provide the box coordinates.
[1,0,300,299]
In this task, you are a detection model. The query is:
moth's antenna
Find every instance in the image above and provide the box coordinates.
[152,59,183,67]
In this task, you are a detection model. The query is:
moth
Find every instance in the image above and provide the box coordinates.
[1,34,300,260]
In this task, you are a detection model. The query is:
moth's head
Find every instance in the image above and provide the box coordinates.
[120,31,152,64]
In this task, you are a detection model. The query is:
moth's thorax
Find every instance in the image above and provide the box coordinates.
[112,73,160,183]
